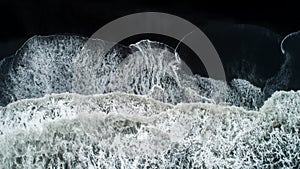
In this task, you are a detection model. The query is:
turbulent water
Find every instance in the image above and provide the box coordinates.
[0,29,299,168]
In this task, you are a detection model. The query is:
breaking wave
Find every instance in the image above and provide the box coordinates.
[0,91,299,168]
[0,28,299,168]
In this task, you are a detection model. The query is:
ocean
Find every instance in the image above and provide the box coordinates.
[0,27,299,168]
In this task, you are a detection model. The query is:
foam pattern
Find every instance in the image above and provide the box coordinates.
[0,91,299,168]
[0,35,264,109]
[0,35,299,168]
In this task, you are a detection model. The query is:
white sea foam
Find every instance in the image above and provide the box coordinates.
[0,35,263,109]
[0,35,299,168]
[0,91,299,168]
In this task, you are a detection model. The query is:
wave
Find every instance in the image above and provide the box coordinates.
[0,27,300,168]
[0,35,267,109]
[0,91,299,168]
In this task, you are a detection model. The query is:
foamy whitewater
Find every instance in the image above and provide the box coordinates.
[0,33,299,168]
